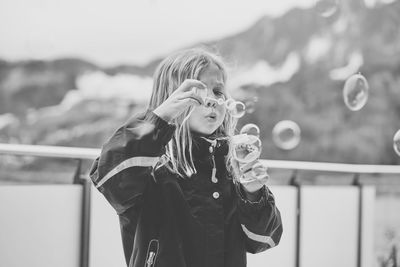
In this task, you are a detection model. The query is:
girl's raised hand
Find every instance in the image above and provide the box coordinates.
[233,159,269,193]
[153,79,206,123]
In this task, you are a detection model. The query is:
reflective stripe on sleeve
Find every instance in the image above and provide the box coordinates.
[95,156,159,188]
[241,224,276,248]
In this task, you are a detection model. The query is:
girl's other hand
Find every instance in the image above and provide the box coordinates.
[234,160,269,193]
[153,79,206,123]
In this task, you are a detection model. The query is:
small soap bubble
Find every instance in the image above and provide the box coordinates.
[272,120,301,150]
[203,97,245,118]
[228,101,246,118]
[243,96,258,114]
[225,99,236,109]
[216,98,225,105]
[245,100,256,114]
[315,0,339,18]
[240,123,260,137]
[202,97,248,118]
[343,73,369,111]
[204,96,225,107]
[393,129,400,156]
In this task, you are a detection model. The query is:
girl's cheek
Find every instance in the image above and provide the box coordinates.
[216,101,224,112]
[220,105,227,117]
[219,107,227,124]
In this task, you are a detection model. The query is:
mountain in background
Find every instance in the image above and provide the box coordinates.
[1,0,400,172]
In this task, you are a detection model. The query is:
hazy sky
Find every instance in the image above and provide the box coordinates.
[0,0,317,66]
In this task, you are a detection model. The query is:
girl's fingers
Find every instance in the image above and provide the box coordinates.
[177,90,204,106]
[240,160,264,173]
[153,79,206,121]
[177,79,207,93]
[180,98,202,107]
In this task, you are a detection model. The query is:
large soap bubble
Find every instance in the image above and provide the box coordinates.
[393,129,400,156]
[231,134,262,164]
[343,73,369,111]
[315,0,340,18]
[272,120,301,150]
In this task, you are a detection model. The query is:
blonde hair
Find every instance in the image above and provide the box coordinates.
[149,47,237,178]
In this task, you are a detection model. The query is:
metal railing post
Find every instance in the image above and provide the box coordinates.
[73,159,91,267]
[353,173,363,267]
[290,170,301,267]
[80,177,92,267]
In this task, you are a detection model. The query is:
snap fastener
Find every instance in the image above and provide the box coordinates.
[213,192,220,199]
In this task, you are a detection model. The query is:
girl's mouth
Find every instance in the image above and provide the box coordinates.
[206,112,217,120]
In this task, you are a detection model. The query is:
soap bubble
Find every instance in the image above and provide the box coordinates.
[225,98,236,108]
[315,0,340,18]
[343,73,369,111]
[204,97,224,108]
[226,100,246,118]
[216,98,225,105]
[272,120,301,150]
[245,96,259,114]
[232,134,262,163]
[203,97,246,118]
[245,101,256,114]
[393,129,400,156]
[245,102,255,114]
[240,123,260,137]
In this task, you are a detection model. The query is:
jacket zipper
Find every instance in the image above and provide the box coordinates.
[145,239,159,267]
[146,252,155,267]
[209,141,218,183]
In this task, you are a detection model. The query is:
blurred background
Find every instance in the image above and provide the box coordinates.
[0,0,399,266]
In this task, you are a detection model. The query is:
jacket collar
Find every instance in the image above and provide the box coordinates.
[191,132,229,160]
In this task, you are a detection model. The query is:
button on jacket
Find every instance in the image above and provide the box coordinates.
[89,110,283,267]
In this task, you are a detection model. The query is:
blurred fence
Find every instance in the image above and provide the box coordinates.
[0,143,399,267]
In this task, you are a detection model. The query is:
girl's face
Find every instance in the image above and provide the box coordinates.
[188,63,227,136]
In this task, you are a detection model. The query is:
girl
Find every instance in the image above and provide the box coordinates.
[90,48,282,267]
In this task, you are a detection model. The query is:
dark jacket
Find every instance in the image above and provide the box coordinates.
[89,110,282,267]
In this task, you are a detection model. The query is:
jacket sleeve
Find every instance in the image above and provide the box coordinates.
[89,110,176,214]
[235,184,283,254]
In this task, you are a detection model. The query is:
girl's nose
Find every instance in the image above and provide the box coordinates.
[205,97,218,108]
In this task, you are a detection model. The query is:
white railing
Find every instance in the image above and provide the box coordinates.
[0,143,99,160]
[1,143,400,174]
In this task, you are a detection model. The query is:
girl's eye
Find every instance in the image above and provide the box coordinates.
[214,89,226,98]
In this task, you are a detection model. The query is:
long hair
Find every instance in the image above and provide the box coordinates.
[148,47,237,178]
